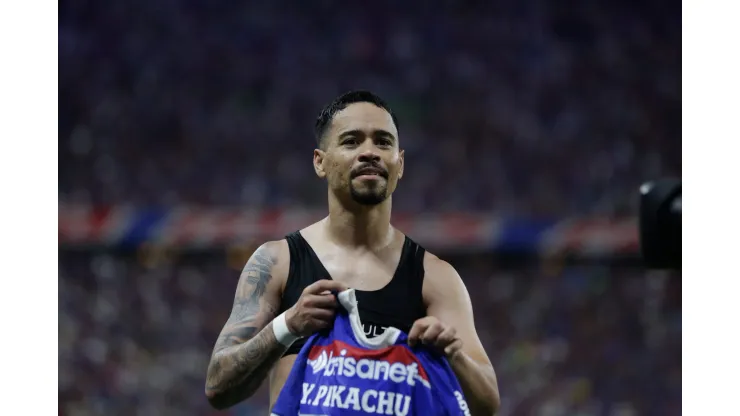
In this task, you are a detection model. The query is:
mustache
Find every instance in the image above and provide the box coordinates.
[351,164,389,179]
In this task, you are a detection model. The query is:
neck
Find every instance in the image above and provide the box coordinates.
[325,191,394,249]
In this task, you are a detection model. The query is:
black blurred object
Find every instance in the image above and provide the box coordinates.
[639,179,681,269]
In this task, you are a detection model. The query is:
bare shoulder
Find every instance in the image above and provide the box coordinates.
[236,240,290,299]
[255,239,290,287]
[421,251,468,306]
[422,251,459,278]
[256,239,290,262]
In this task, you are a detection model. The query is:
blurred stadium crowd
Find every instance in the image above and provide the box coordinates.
[59,253,680,415]
[58,0,681,415]
[59,0,680,217]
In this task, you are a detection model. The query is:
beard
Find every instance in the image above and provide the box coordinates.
[349,181,389,205]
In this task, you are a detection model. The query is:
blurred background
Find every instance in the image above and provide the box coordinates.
[58,0,681,415]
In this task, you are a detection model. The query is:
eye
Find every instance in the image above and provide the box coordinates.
[376,138,392,148]
[342,137,358,146]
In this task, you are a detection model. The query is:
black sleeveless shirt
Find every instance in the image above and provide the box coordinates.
[279,231,428,356]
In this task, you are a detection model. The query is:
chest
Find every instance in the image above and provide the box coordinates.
[280,233,428,351]
[315,249,400,292]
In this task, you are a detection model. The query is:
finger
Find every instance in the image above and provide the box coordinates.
[444,339,463,357]
[306,279,350,295]
[308,307,336,322]
[407,320,429,347]
[421,323,445,345]
[304,293,338,309]
[434,328,457,349]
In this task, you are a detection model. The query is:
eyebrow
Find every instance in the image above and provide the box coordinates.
[338,129,397,142]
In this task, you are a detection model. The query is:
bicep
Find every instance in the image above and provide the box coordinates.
[424,257,492,367]
[214,242,286,352]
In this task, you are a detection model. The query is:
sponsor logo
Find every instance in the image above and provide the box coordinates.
[306,340,431,388]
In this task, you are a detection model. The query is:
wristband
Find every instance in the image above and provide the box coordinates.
[273,311,301,347]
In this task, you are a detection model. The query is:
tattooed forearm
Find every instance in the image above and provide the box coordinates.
[205,243,285,410]
[206,322,289,409]
[213,321,259,349]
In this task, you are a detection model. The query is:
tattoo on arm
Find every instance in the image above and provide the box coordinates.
[205,244,288,407]
[214,247,276,350]
[207,322,288,398]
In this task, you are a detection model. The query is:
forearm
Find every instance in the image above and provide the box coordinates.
[449,352,500,416]
[206,321,289,409]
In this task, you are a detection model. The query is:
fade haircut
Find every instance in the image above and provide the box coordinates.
[314,90,400,149]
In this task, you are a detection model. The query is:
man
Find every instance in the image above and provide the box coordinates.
[205,91,500,415]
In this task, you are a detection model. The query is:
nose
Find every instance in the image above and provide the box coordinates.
[357,148,381,164]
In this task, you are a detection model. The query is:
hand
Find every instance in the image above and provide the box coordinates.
[407,316,463,358]
[285,279,349,337]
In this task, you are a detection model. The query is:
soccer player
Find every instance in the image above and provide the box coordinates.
[205,91,500,415]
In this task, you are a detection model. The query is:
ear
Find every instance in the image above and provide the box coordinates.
[313,148,327,178]
[398,149,405,180]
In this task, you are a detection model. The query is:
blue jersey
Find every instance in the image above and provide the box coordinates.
[271,290,471,416]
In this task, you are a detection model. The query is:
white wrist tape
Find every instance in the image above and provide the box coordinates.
[273,311,300,347]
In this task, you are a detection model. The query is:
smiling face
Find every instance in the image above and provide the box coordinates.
[314,102,404,206]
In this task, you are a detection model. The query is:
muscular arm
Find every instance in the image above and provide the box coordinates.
[205,241,289,410]
[424,254,501,416]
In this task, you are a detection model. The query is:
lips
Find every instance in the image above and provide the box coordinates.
[353,167,388,179]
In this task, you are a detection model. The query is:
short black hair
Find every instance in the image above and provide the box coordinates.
[314,90,399,149]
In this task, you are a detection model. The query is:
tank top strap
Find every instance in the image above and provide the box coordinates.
[282,231,324,312]
[377,235,426,313]
[354,236,426,332]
